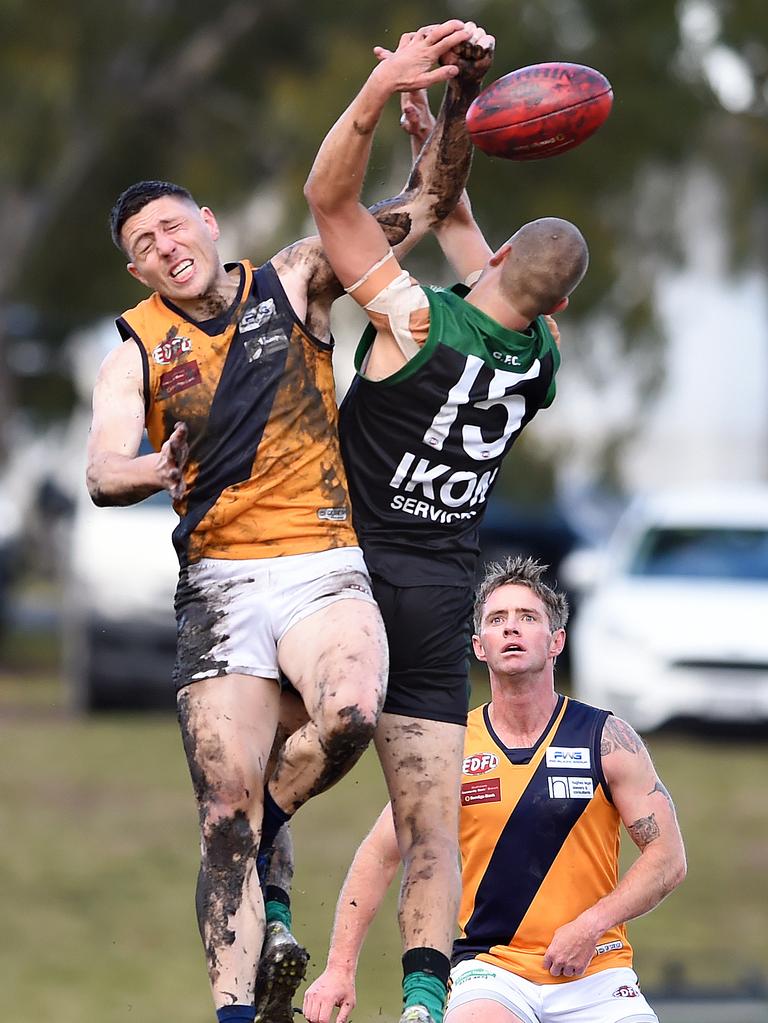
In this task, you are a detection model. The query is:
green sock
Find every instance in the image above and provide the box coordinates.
[265,898,292,930]
[402,971,447,1023]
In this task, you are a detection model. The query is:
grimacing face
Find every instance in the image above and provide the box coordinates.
[472,582,565,677]
[122,195,223,305]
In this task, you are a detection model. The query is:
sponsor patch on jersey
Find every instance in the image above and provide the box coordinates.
[152,335,192,365]
[461,778,501,805]
[239,298,276,333]
[547,776,594,800]
[159,360,201,398]
[546,746,591,769]
[317,507,348,521]
[596,940,625,955]
[462,752,499,776]
[240,298,291,363]
[612,984,639,998]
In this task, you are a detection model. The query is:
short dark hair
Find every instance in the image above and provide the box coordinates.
[109,180,195,252]
[500,218,589,319]
[473,555,569,633]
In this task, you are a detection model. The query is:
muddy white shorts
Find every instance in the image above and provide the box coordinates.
[446,961,658,1023]
[173,546,375,687]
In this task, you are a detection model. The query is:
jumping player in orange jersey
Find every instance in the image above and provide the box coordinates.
[303,557,687,1023]
[86,19,493,1023]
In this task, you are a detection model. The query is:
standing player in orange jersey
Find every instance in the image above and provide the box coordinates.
[303,557,686,1023]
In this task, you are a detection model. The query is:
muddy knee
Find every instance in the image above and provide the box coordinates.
[321,704,376,763]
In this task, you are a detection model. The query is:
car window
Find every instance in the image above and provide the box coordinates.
[629,527,768,581]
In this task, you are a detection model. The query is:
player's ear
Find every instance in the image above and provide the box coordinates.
[472,633,487,662]
[545,297,569,314]
[127,262,147,286]
[200,206,220,242]
[549,628,566,658]
[488,242,512,268]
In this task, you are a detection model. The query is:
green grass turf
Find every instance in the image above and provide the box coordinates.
[1,671,766,1022]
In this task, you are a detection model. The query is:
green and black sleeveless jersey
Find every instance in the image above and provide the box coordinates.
[338,284,560,587]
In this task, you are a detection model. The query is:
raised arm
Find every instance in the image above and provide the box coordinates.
[275,25,492,340]
[398,88,492,281]
[303,804,400,1023]
[542,716,687,978]
[303,20,475,290]
[86,341,188,506]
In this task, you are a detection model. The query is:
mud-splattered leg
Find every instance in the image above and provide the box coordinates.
[178,672,280,1010]
[374,713,465,956]
[272,598,388,813]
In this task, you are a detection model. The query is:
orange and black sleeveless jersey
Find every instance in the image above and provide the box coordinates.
[454,696,633,984]
[117,260,357,566]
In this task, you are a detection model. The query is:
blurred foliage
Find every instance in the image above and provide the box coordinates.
[1,0,767,455]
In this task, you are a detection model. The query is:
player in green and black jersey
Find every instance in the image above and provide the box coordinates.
[305,24,588,1023]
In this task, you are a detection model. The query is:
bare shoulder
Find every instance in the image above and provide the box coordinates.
[96,338,143,381]
[272,236,342,339]
[600,715,646,757]
[272,235,326,283]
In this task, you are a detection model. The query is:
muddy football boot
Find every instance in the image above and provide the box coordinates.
[253,921,309,1023]
[399,1007,437,1023]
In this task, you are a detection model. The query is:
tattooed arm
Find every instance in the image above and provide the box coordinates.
[399,88,492,283]
[303,21,495,291]
[542,716,687,978]
[274,27,493,342]
[303,804,400,1023]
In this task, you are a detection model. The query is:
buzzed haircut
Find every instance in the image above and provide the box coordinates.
[500,218,589,320]
[109,180,196,252]
[473,555,569,633]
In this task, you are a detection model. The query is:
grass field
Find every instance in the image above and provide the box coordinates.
[1,667,766,1023]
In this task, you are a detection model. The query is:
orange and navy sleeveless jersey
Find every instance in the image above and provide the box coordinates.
[117,260,357,566]
[454,696,633,984]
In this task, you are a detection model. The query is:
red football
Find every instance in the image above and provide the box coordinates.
[466,62,613,160]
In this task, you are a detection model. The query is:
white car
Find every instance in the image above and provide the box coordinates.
[566,485,768,731]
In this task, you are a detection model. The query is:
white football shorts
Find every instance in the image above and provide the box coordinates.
[446,961,658,1023]
[174,546,375,685]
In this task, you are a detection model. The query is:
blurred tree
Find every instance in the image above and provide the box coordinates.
[0,0,766,489]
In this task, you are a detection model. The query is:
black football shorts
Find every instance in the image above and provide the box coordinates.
[371,574,473,726]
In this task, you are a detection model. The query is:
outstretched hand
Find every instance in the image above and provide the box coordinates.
[157,420,189,501]
[370,20,473,93]
[376,22,494,90]
[440,24,495,83]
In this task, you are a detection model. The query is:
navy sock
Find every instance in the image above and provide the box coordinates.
[216,1006,255,1022]
[259,787,291,857]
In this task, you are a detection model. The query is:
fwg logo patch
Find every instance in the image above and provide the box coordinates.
[545,746,591,769]
[463,752,499,776]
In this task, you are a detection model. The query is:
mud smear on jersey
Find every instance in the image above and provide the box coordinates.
[262,323,350,514]
[174,572,230,685]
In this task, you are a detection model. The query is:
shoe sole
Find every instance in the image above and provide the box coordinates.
[253,940,310,1023]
